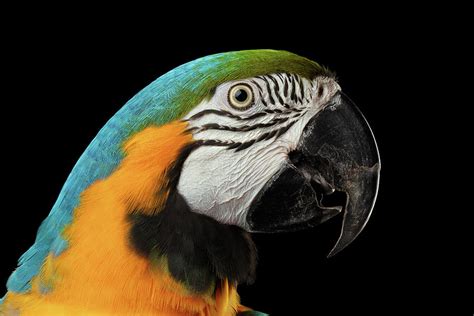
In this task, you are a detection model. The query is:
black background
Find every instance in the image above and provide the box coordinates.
[0,12,467,315]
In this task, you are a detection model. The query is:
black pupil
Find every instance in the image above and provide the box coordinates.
[234,89,248,102]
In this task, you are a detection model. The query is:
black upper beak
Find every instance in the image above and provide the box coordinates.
[246,92,380,257]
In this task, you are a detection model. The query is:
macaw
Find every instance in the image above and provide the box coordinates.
[0,50,380,315]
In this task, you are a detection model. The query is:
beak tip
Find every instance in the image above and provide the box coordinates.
[326,238,352,258]
[327,239,348,258]
[326,248,340,258]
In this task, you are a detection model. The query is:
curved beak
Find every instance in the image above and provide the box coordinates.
[247,92,381,257]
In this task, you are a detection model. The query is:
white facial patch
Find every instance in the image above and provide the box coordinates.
[178,75,340,229]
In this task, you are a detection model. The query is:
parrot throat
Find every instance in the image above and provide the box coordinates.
[128,141,257,295]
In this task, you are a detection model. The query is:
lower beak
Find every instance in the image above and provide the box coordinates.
[246,92,381,257]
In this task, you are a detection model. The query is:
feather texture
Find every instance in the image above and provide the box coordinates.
[7,50,326,294]
[2,50,327,315]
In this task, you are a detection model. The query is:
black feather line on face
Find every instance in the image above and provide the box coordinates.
[187,109,266,122]
[269,75,284,105]
[128,140,257,295]
[297,75,305,103]
[259,90,268,107]
[250,79,263,94]
[283,73,290,98]
[249,79,268,107]
[193,117,290,133]
[258,76,276,105]
[290,74,297,102]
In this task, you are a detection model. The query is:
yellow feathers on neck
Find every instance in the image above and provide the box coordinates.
[4,121,242,315]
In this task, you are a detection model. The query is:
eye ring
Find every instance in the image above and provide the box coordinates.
[228,83,254,110]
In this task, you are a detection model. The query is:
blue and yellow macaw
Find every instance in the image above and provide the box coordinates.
[1,50,380,315]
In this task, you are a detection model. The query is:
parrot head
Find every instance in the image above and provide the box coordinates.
[158,50,380,253]
[127,50,380,290]
[3,49,380,314]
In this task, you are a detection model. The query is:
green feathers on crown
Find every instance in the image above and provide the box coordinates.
[144,49,331,126]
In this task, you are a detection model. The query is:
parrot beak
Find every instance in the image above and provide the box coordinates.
[246,92,380,257]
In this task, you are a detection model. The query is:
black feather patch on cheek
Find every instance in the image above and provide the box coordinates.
[128,193,257,294]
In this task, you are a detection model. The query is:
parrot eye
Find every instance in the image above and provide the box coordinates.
[228,83,254,110]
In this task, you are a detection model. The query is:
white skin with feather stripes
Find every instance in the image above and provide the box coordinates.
[178,74,340,229]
